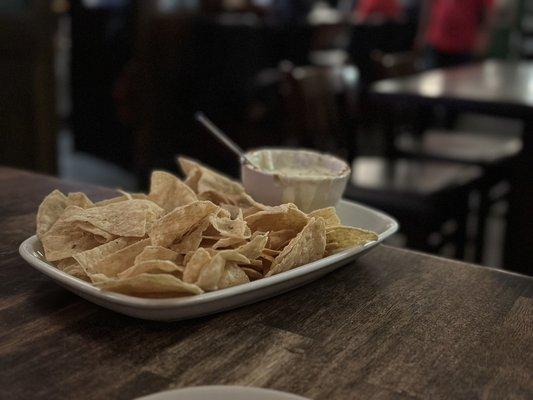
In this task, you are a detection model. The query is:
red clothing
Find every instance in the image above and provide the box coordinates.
[357,0,402,20]
[426,0,493,54]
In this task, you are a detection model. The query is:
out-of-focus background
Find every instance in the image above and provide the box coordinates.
[1,0,532,272]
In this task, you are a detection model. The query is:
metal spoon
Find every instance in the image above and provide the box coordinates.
[195,112,258,169]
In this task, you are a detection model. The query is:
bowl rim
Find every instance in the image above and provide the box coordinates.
[242,147,351,182]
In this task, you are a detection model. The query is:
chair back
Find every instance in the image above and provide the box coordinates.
[278,62,358,156]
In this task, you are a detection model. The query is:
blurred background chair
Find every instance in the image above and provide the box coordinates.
[371,50,523,263]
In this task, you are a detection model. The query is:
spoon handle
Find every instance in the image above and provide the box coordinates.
[195,112,252,165]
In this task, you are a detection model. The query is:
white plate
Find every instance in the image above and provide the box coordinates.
[19,199,398,321]
[136,386,309,400]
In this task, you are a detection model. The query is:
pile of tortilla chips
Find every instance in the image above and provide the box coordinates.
[35,157,378,298]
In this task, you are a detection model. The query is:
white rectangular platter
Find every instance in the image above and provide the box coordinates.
[19,199,398,321]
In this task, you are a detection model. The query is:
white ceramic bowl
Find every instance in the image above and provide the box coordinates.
[241,148,350,212]
[136,386,309,400]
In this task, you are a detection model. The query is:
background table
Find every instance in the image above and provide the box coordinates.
[1,167,532,399]
[371,60,533,274]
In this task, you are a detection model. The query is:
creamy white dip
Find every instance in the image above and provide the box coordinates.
[271,166,339,178]
[248,149,347,179]
[242,149,351,212]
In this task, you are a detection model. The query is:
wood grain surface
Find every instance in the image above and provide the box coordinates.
[0,167,531,400]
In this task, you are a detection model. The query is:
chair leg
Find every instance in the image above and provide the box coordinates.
[475,188,490,264]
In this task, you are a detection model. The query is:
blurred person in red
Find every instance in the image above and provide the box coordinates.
[355,0,403,23]
[415,0,495,68]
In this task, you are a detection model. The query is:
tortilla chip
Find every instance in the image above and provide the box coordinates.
[325,226,378,254]
[247,259,263,268]
[134,245,180,264]
[194,253,226,291]
[75,222,116,243]
[227,192,266,210]
[41,206,101,261]
[41,230,99,262]
[36,190,69,239]
[267,229,298,250]
[241,267,263,280]
[177,156,244,195]
[216,207,232,219]
[220,203,242,219]
[176,157,263,216]
[182,247,250,291]
[149,201,218,247]
[96,273,203,297]
[182,165,202,192]
[260,253,276,263]
[183,247,212,284]
[88,273,113,284]
[217,249,250,264]
[262,247,281,256]
[217,262,250,289]
[118,260,184,279]
[197,190,233,206]
[235,234,268,260]
[245,203,308,233]
[211,236,246,250]
[171,219,210,254]
[66,199,164,237]
[182,251,194,268]
[73,237,140,274]
[177,156,200,177]
[67,192,94,208]
[148,170,198,212]
[93,193,149,207]
[207,214,250,239]
[55,256,89,281]
[242,203,268,218]
[91,238,151,277]
[261,257,273,273]
[56,257,77,270]
[308,207,340,227]
[266,217,326,277]
[63,264,90,281]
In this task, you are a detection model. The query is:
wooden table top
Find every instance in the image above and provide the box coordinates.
[1,167,532,400]
[371,60,533,117]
